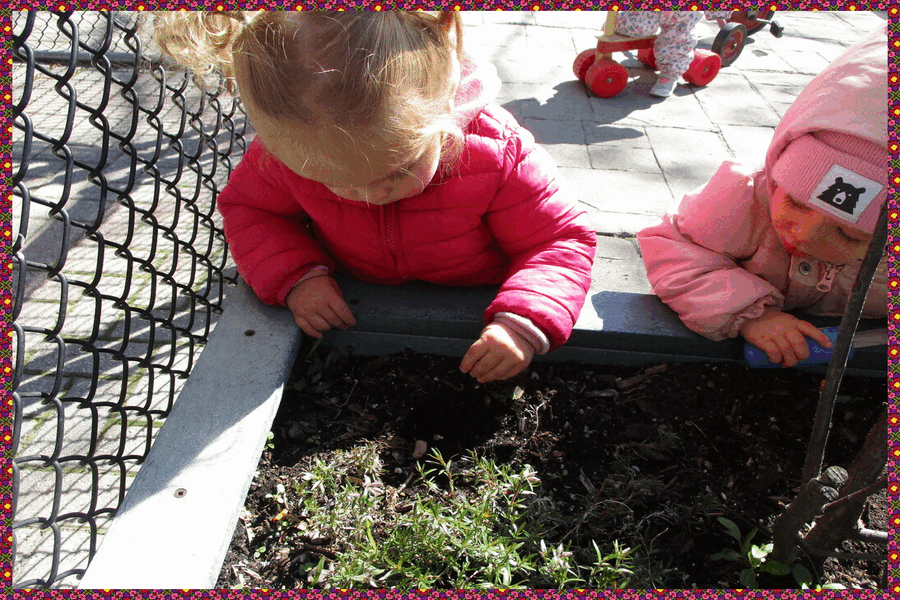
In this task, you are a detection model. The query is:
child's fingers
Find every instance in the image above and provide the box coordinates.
[294,317,324,339]
[772,336,801,367]
[463,330,532,382]
[785,329,811,361]
[322,305,353,330]
[476,363,509,383]
[759,339,784,366]
[505,359,529,380]
[470,354,503,381]
[305,313,334,333]
[474,358,509,383]
[462,343,504,380]
[480,360,525,383]
[796,321,833,349]
[329,298,357,328]
[459,342,486,373]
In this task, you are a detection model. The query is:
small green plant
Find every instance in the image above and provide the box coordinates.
[276,443,644,588]
[265,482,288,507]
[710,517,788,587]
[710,516,801,588]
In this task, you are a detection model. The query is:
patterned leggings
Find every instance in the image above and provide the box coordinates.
[615,11,730,79]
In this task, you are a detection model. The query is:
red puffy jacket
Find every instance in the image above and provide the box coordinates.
[216,103,596,350]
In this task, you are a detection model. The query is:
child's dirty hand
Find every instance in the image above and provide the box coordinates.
[460,322,535,383]
[739,308,832,367]
[285,275,356,339]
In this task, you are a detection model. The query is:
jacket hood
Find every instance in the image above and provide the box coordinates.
[452,53,502,129]
[764,26,887,204]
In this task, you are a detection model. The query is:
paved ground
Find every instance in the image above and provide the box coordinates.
[12,9,887,589]
[463,10,887,293]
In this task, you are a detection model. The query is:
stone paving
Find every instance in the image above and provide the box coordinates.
[11,9,888,589]
[464,10,887,293]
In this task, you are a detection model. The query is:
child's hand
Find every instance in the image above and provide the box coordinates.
[739,308,833,367]
[285,275,356,339]
[460,322,536,383]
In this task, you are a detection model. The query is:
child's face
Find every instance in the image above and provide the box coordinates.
[250,108,442,206]
[307,136,443,206]
[769,186,872,265]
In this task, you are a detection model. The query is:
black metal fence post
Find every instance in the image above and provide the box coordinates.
[770,202,889,567]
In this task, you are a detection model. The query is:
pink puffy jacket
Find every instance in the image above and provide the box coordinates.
[637,27,887,341]
[216,69,596,351]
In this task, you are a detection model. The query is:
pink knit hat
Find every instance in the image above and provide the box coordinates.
[771,130,886,234]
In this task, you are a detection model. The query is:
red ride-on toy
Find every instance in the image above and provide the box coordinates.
[712,10,784,67]
[573,12,722,98]
[574,11,783,98]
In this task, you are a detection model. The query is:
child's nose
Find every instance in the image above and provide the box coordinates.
[340,187,372,203]
[367,185,392,203]
[332,185,391,204]
[791,213,825,239]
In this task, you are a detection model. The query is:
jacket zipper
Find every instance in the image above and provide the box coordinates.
[816,263,841,292]
[382,204,407,279]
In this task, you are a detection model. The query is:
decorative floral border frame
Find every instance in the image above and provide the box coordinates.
[0,1,895,597]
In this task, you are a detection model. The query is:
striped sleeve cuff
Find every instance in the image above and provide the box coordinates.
[493,312,551,355]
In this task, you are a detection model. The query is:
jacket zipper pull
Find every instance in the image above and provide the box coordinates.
[817,263,841,292]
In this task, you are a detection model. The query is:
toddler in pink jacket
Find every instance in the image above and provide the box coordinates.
[155,12,596,383]
[637,27,887,367]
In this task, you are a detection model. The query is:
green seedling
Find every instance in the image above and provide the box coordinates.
[708,517,847,589]
[265,442,645,588]
[710,516,790,588]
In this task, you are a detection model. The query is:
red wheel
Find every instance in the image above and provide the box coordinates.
[637,46,657,69]
[584,59,628,98]
[573,49,597,82]
[683,49,721,87]
[712,22,747,67]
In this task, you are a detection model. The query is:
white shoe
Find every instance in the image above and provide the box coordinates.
[650,75,677,98]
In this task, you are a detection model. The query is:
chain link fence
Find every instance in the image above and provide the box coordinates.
[11,11,247,588]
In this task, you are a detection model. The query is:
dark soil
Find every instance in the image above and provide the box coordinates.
[217,343,887,589]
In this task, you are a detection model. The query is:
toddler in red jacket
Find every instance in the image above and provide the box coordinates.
[155,12,597,383]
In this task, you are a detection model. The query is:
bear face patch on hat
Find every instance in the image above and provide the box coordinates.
[809,164,882,225]
[770,131,887,234]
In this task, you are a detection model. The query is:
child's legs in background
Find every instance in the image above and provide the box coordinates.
[615,11,661,39]
[653,12,704,79]
[704,10,732,20]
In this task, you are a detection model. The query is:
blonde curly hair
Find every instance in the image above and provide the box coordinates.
[154,11,465,170]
